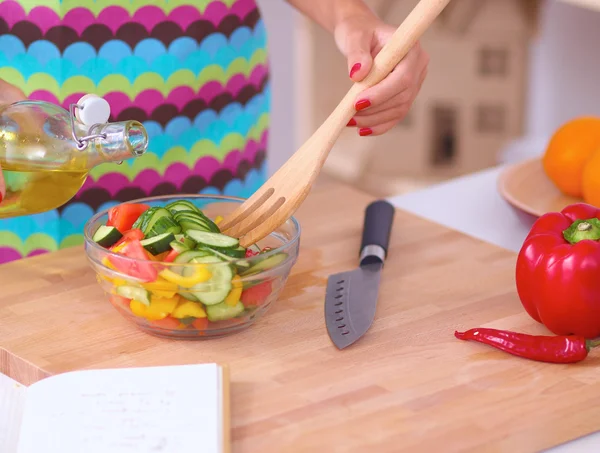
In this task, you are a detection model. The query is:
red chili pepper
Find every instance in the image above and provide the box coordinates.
[454,327,600,364]
[516,202,600,338]
[245,248,258,258]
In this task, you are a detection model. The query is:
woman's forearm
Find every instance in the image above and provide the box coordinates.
[285,0,377,33]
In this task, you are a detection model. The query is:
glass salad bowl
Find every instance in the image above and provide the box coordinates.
[83,194,301,339]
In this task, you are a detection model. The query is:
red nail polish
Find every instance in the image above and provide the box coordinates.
[349,63,361,78]
[359,127,372,136]
[347,118,357,126]
[0,192,3,204]
[355,99,371,111]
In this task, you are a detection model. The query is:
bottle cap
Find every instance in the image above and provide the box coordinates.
[75,94,111,126]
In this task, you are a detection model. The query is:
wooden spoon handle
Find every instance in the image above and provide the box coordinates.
[308,0,451,161]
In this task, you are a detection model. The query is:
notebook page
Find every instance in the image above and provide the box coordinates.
[17,364,222,453]
[0,372,27,453]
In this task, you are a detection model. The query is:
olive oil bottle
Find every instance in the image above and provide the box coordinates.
[0,95,148,218]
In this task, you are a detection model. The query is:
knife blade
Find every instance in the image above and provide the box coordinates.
[325,200,395,349]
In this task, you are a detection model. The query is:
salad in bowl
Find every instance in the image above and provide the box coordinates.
[84,194,300,339]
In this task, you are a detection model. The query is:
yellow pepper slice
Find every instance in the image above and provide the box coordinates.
[224,275,243,307]
[214,215,224,225]
[141,278,178,298]
[159,266,211,288]
[129,295,179,321]
[172,300,207,319]
[151,295,179,313]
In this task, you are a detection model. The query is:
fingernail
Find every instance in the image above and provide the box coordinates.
[355,99,371,111]
[359,127,372,136]
[349,63,361,78]
[347,118,357,126]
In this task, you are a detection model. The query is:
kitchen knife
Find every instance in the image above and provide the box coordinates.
[325,200,395,349]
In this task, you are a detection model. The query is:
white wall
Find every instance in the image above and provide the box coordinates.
[255,1,299,175]
[521,0,600,141]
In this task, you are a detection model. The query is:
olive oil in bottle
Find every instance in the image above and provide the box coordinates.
[0,96,148,219]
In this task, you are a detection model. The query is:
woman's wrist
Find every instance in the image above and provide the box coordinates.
[331,0,378,32]
[286,0,378,34]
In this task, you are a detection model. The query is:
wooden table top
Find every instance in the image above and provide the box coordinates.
[2,179,600,453]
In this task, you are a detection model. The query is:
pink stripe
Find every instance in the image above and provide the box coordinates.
[0,1,26,30]
[231,0,258,20]
[61,8,96,35]
[201,1,230,26]
[132,90,167,116]
[80,130,267,196]
[163,162,193,188]
[166,6,201,31]
[27,6,60,34]
[102,92,132,117]
[96,6,131,34]
[0,247,22,265]
[162,86,196,112]
[132,5,166,33]
[0,0,256,35]
[29,90,60,104]
[31,62,267,118]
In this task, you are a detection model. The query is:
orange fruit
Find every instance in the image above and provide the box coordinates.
[542,117,600,197]
[582,149,600,207]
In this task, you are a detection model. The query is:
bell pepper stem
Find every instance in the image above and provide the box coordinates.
[563,218,600,244]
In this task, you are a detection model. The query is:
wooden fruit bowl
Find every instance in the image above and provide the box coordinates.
[497,157,583,217]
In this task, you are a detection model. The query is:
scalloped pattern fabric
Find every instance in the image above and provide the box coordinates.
[0,0,269,263]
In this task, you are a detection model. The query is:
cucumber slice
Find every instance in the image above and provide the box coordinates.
[140,232,175,255]
[165,200,200,214]
[93,225,123,248]
[148,216,181,237]
[174,234,196,249]
[240,252,289,276]
[185,230,238,249]
[185,256,234,305]
[206,300,245,322]
[174,211,219,233]
[133,207,177,237]
[214,245,246,259]
[169,240,190,254]
[173,250,213,264]
[197,246,250,270]
[115,285,151,306]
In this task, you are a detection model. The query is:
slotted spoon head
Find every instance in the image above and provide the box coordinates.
[218,149,322,247]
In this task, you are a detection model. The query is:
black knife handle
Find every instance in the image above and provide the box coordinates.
[359,200,395,266]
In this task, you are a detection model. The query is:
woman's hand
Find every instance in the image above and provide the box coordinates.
[0,79,26,204]
[334,13,429,137]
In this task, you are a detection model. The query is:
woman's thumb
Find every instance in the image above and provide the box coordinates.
[344,30,373,82]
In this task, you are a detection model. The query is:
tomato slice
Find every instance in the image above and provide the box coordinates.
[112,228,144,249]
[107,203,150,232]
[240,280,272,307]
[107,239,158,282]
[164,249,179,263]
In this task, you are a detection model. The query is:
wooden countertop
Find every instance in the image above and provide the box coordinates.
[1,180,600,453]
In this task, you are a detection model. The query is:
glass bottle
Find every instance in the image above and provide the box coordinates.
[0,95,148,219]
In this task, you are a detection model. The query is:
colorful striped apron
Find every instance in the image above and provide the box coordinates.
[0,0,269,264]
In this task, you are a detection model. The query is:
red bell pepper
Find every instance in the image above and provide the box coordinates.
[516,202,600,338]
[107,239,158,282]
[107,203,149,232]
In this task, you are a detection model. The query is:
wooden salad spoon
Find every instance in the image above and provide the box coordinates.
[219,0,452,247]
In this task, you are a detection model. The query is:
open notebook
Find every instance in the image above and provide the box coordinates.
[0,363,230,453]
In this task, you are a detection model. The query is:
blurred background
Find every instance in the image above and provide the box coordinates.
[259,0,600,197]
